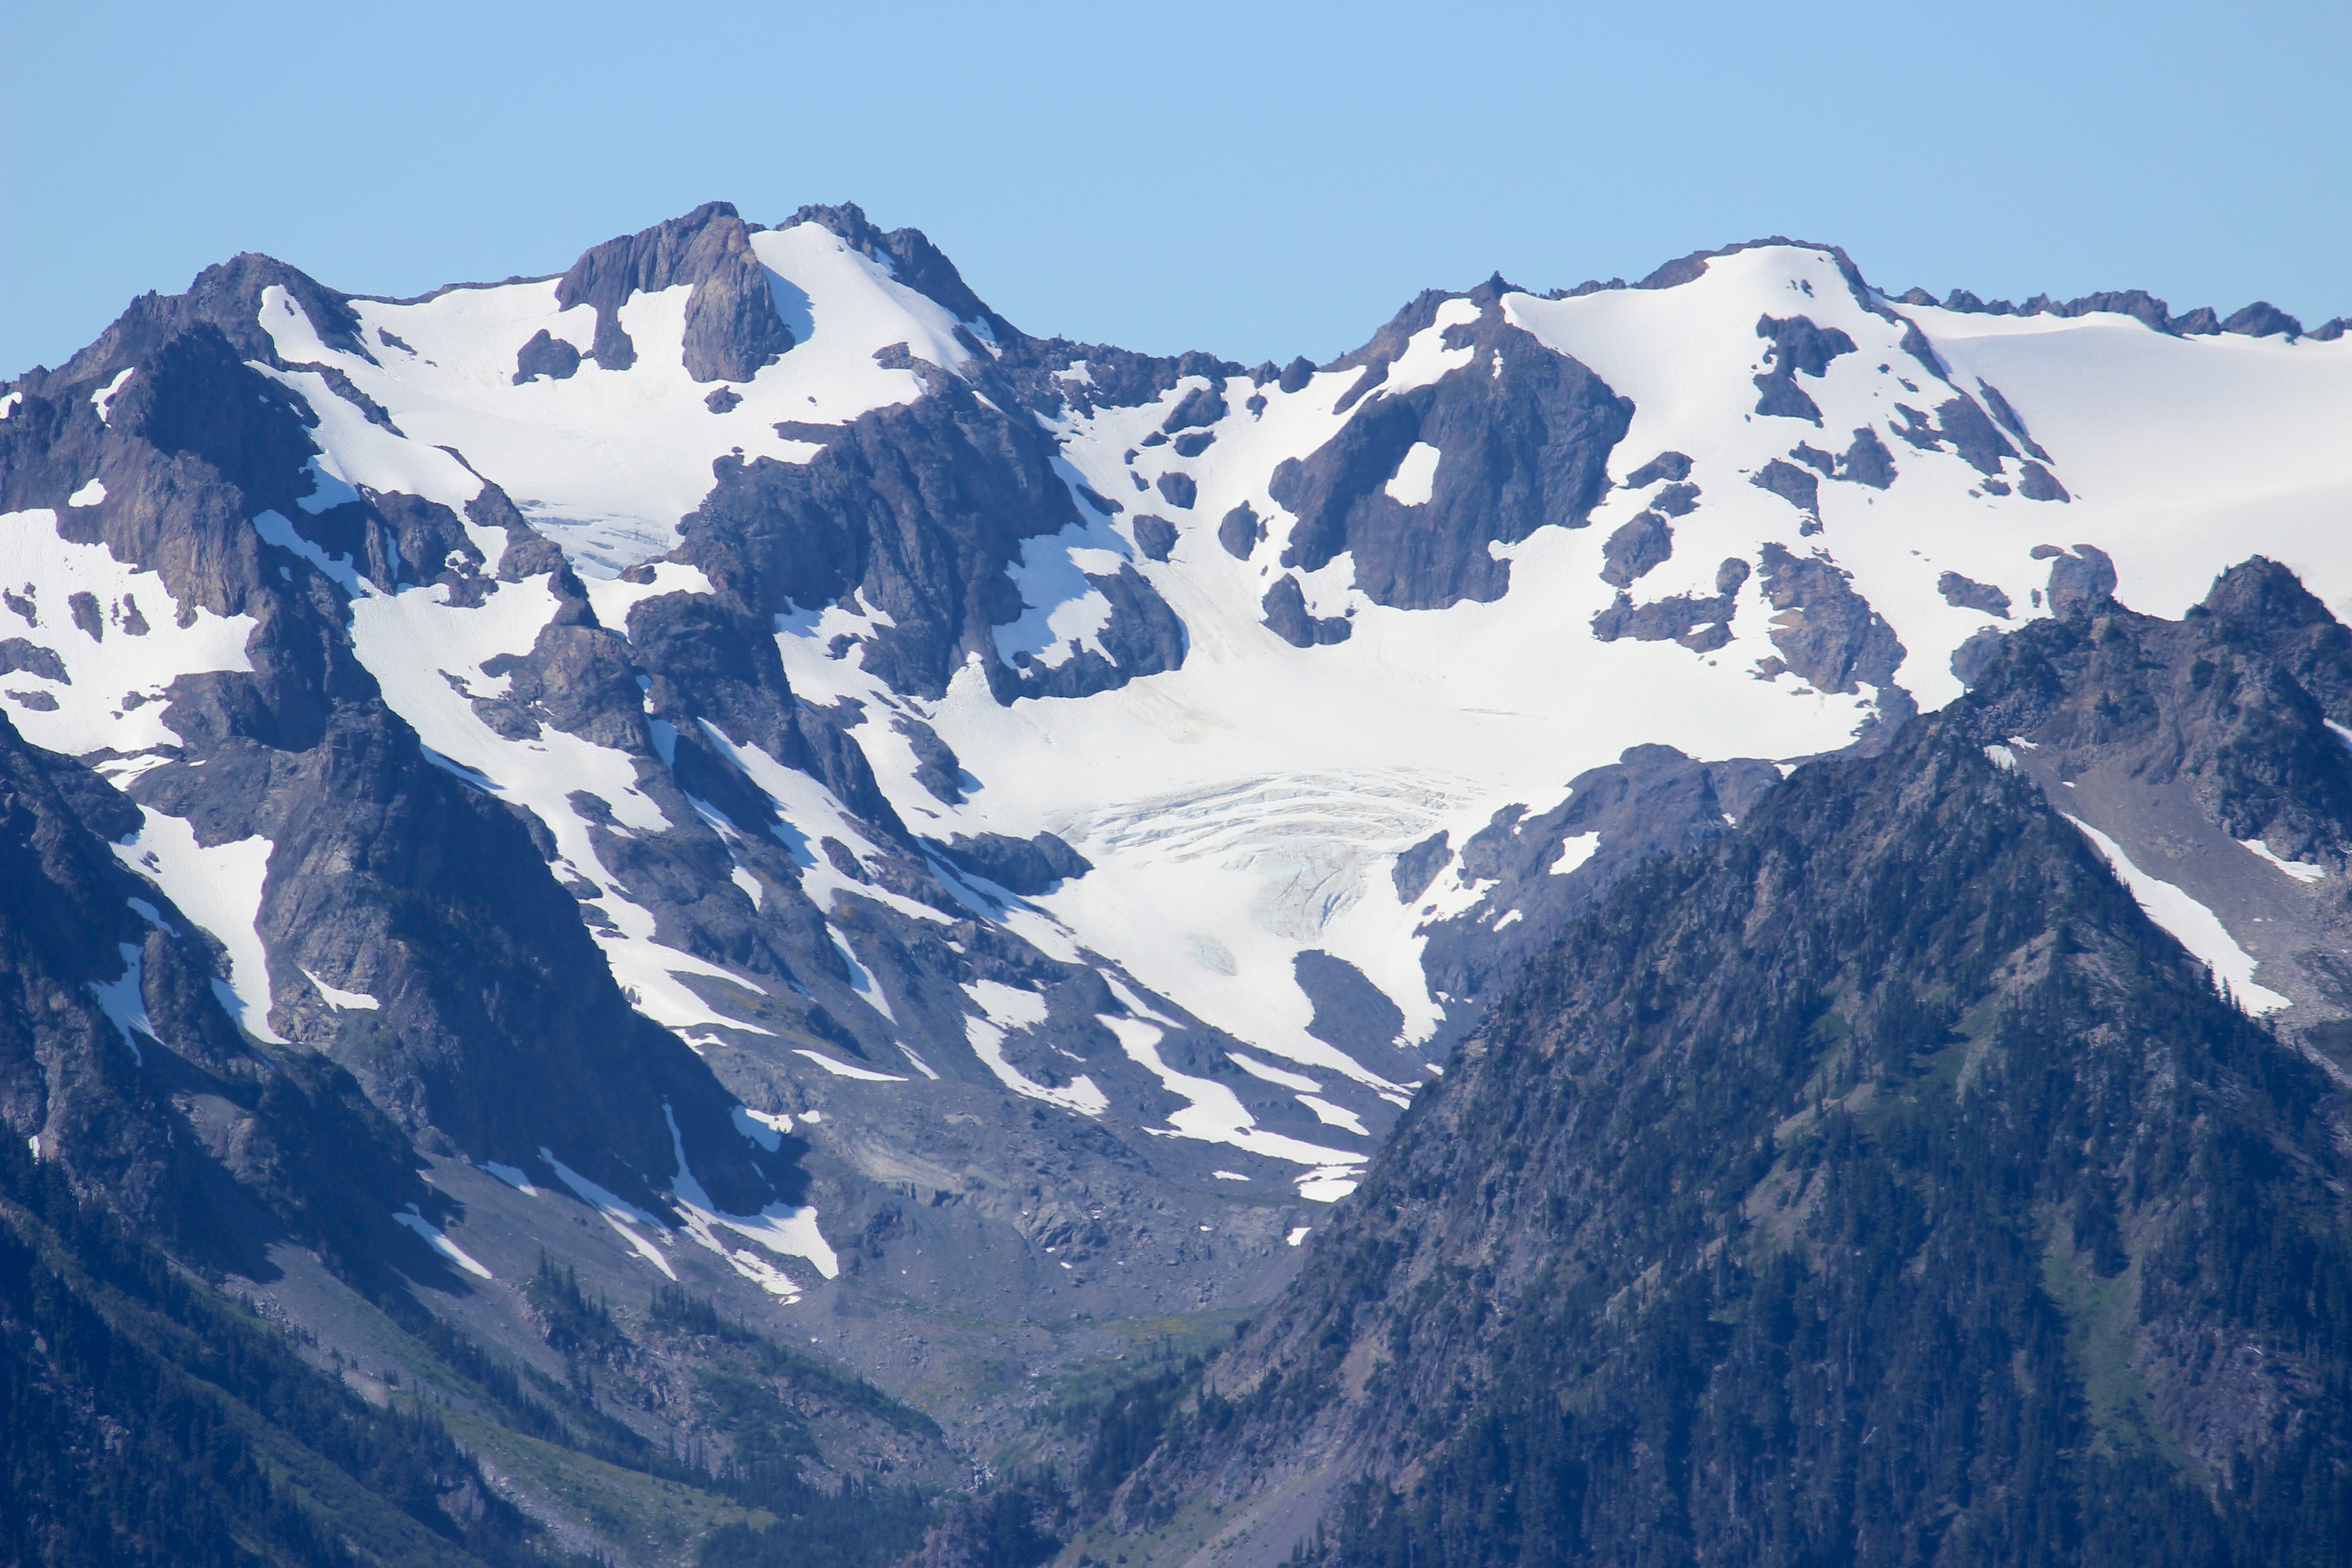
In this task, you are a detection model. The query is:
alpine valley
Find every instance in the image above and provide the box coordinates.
[4,201,2351,1567]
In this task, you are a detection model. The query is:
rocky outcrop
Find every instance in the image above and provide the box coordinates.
[1752,542,1905,693]
[1597,509,1673,586]
[682,382,1187,704]
[1937,570,2012,617]
[554,201,794,381]
[1261,575,1351,647]
[1591,556,1751,653]
[1269,288,1633,609]
[1751,313,1857,423]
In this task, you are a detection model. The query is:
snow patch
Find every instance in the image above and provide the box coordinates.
[113,810,283,1043]
[1297,1094,1370,1136]
[303,969,380,1009]
[1097,1009,1364,1167]
[67,479,105,508]
[481,1161,540,1196]
[733,1106,793,1148]
[1296,1168,1361,1203]
[794,1049,908,1083]
[393,1206,494,1279]
[255,510,369,597]
[664,1105,836,1297]
[91,369,133,423]
[88,943,151,1064]
[2239,838,2328,883]
[2067,816,2290,1013]
[1549,831,1599,875]
[1384,442,1441,506]
[0,510,259,757]
[965,980,1107,1115]
[541,1147,677,1279]
[1229,1051,1321,1092]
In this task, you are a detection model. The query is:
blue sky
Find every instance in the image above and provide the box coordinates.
[6,0,2347,376]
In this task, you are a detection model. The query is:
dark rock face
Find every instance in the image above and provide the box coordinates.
[1937,570,2012,617]
[1261,575,1351,647]
[784,201,1020,344]
[554,201,794,382]
[1951,625,2008,687]
[1964,556,2352,869]
[97,322,324,523]
[2044,543,2116,616]
[2018,460,2071,502]
[1597,510,1672,587]
[1965,284,2311,341]
[1834,424,1898,488]
[1752,542,1906,693]
[1749,457,1821,522]
[1161,385,1227,432]
[0,707,446,1286]
[2052,287,2176,328]
[1622,450,1691,487]
[1650,480,1700,516]
[1891,402,1942,452]
[1390,830,1451,902]
[1154,471,1196,510]
[1216,502,1263,560]
[40,251,374,387]
[892,713,967,804]
[1932,394,2019,475]
[931,832,1091,896]
[1269,299,1632,610]
[1886,391,2038,482]
[1591,557,1749,653]
[1004,564,1191,700]
[1751,314,1857,424]
[1130,514,1177,562]
[681,382,1185,704]
[1292,951,1403,1053]
[994,338,1245,423]
[0,639,69,683]
[1975,380,2053,461]
[626,588,905,831]
[513,328,583,385]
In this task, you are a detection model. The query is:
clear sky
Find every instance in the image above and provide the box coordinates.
[5,0,2347,377]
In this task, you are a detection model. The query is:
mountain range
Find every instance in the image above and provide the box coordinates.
[3,200,2349,1565]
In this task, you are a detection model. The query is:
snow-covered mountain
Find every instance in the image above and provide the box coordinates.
[4,200,2349,1462]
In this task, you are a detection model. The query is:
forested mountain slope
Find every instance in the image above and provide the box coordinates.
[1038,564,2352,1567]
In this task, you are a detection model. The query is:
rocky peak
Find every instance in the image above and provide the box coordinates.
[554,199,793,380]
[781,200,1022,343]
